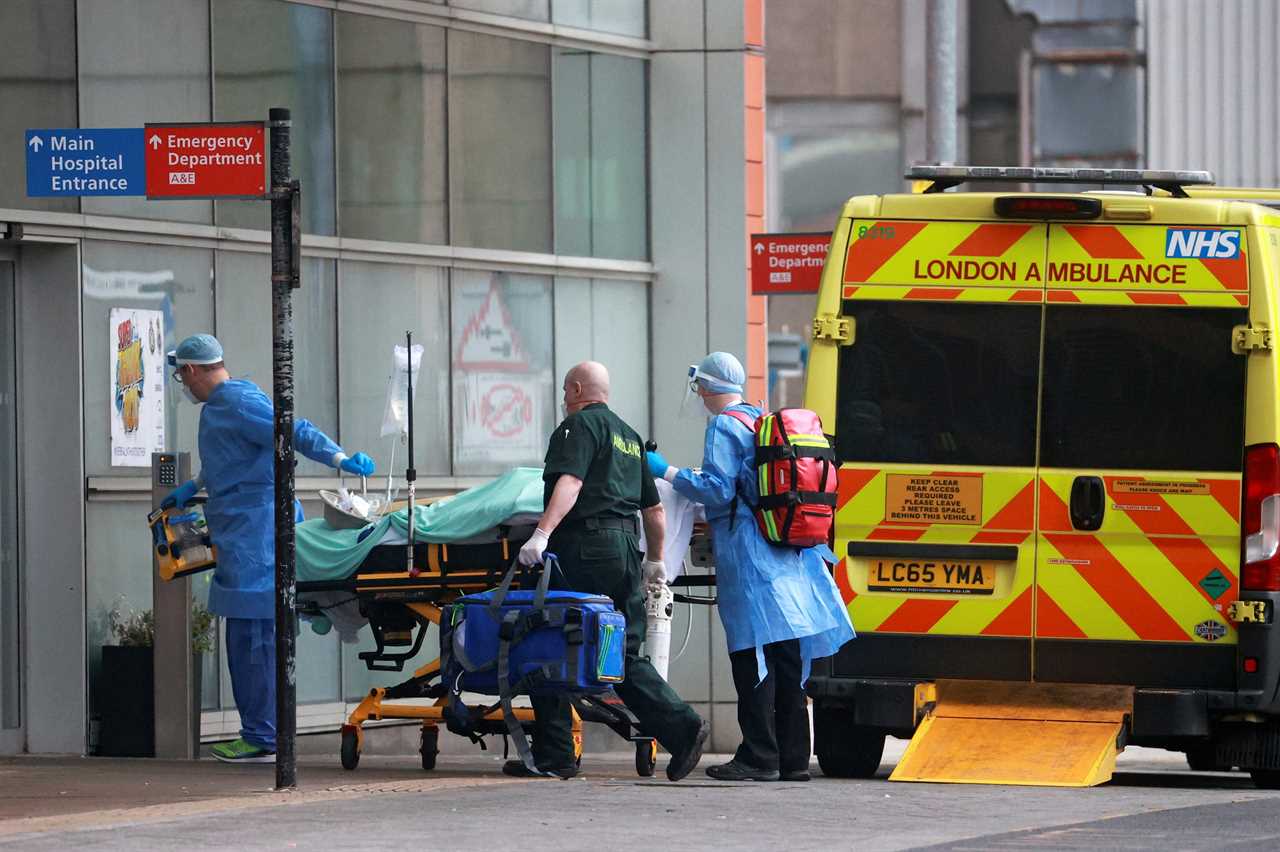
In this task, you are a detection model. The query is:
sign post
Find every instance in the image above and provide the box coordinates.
[267,107,300,792]
[25,111,300,790]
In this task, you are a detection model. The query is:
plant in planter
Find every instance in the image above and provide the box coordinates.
[97,596,216,757]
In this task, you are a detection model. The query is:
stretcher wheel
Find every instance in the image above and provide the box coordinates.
[635,739,657,777]
[340,728,361,771]
[420,726,439,771]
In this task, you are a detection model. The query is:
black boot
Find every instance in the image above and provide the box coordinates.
[502,759,579,779]
[705,759,779,782]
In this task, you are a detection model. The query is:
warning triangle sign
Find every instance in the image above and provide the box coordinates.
[455,284,530,371]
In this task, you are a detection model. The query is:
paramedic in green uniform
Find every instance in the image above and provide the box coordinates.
[511,361,711,780]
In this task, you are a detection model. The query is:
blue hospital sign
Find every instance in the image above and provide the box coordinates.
[25,128,147,197]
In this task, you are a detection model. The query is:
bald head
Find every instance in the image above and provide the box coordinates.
[563,361,610,415]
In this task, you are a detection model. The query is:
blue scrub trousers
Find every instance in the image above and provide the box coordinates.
[225,617,276,751]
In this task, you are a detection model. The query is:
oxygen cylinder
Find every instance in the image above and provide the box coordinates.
[644,583,675,680]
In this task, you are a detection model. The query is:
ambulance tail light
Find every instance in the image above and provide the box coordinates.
[994,196,1101,220]
[1243,444,1280,591]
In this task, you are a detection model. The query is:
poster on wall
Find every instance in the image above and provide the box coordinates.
[454,372,546,466]
[109,307,165,467]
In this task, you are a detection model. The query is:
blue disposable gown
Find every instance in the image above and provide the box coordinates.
[670,403,854,682]
[200,379,342,619]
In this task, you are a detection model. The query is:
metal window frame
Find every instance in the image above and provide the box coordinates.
[288,0,652,58]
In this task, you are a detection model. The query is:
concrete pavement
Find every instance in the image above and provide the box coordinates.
[2,739,1277,850]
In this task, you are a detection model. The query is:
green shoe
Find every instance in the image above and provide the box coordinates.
[210,738,276,764]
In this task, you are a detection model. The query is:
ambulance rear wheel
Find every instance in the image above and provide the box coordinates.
[340,729,361,771]
[420,727,439,771]
[1251,769,1280,789]
[1184,744,1219,772]
[814,706,884,779]
[635,739,657,777]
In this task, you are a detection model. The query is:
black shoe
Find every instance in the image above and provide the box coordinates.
[705,759,780,782]
[779,769,811,782]
[501,759,578,779]
[666,719,711,781]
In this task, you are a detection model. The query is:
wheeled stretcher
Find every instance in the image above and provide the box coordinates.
[297,526,716,776]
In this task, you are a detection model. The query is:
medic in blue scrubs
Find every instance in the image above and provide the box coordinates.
[647,352,854,782]
[162,334,375,764]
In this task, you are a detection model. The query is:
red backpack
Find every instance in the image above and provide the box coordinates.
[722,407,838,548]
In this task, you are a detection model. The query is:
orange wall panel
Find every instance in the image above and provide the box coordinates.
[745,107,765,163]
[744,54,765,109]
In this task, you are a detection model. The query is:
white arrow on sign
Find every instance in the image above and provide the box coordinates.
[754,242,765,254]
[28,136,43,152]
[149,134,162,150]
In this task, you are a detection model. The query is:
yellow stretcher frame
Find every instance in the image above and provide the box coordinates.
[335,601,589,772]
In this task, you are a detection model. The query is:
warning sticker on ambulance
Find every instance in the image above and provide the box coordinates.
[1112,479,1210,496]
[885,474,982,525]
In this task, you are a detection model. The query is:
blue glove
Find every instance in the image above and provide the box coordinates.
[161,478,199,509]
[646,450,672,479]
[339,452,376,477]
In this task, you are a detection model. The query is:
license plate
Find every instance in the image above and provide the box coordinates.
[865,558,997,595]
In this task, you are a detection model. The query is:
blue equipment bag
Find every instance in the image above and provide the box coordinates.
[439,554,626,773]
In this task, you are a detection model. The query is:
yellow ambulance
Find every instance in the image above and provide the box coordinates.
[803,166,1280,787]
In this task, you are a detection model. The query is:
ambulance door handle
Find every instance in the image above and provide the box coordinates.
[1069,476,1105,531]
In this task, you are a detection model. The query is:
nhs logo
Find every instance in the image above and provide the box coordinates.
[1166,228,1241,259]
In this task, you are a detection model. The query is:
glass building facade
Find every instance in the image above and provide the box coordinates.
[1,0,653,738]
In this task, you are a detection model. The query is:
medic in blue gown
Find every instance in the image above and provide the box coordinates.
[161,334,376,764]
[647,352,854,783]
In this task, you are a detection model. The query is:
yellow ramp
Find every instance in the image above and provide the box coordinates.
[889,680,1133,787]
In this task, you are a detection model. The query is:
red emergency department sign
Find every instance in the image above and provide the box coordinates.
[750,232,831,294]
[144,122,266,199]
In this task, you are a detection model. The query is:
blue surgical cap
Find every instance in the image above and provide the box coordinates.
[167,333,224,367]
[696,351,745,394]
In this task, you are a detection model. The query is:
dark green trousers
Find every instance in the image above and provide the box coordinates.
[530,526,702,766]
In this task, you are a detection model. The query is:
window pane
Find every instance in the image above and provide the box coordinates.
[835,301,1040,467]
[213,0,336,235]
[554,52,647,260]
[451,271,554,475]
[451,0,549,21]
[553,52,591,257]
[214,252,338,476]
[337,261,450,476]
[78,0,212,224]
[554,277,649,432]
[82,241,215,477]
[337,13,447,244]
[552,1,647,40]
[448,31,552,252]
[590,279,648,430]
[86,501,156,722]
[0,0,77,213]
[1042,306,1246,472]
[588,55,647,259]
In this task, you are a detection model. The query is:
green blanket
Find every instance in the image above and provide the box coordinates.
[297,467,544,582]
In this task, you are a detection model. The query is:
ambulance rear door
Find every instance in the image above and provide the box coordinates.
[1034,223,1246,690]
[830,218,1047,682]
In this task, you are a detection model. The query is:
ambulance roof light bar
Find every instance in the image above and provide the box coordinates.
[907,165,1216,198]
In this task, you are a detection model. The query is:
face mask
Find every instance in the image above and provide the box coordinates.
[560,402,568,420]
[182,385,199,405]
[703,398,717,417]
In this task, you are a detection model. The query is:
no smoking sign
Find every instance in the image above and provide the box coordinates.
[481,383,533,438]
